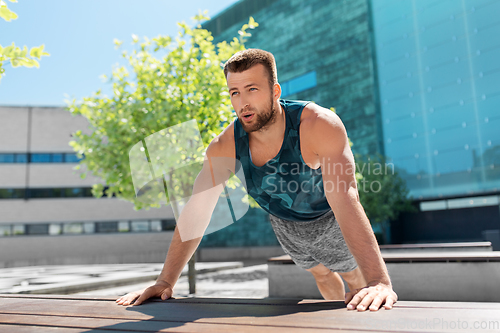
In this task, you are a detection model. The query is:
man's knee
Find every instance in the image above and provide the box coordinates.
[306,263,334,282]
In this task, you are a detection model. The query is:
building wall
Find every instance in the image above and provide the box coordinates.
[0,107,29,152]
[371,0,500,243]
[0,198,173,224]
[371,0,500,199]
[0,106,176,262]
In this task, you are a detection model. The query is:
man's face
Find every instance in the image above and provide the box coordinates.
[226,64,276,133]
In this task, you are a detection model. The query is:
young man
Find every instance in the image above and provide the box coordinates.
[116,49,397,311]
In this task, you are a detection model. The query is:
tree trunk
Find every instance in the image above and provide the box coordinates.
[188,252,196,294]
[167,179,196,295]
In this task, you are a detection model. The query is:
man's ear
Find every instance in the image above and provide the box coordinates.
[273,83,282,100]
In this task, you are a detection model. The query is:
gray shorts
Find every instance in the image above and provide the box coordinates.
[269,210,358,273]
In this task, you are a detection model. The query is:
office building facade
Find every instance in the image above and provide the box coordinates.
[0,106,177,267]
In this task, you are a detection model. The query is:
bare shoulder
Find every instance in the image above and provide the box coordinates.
[300,103,347,146]
[206,121,236,159]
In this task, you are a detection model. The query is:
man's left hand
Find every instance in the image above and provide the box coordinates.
[345,282,397,311]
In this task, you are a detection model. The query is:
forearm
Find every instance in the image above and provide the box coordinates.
[156,226,202,287]
[333,193,391,287]
[155,189,217,287]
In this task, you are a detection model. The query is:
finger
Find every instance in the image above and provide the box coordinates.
[116,295,130,305]
[161,290,171,300]
[383,296,396,310]
[368,295,385,311]
[356,292,376,311]
[132,293,146,306]
[133,288,153,306]
[121,294,138,306]
[346,288,369,310]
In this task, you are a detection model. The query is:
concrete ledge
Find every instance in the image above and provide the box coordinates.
[268,252,500,301]
[380,241,492,253]
[0,232,175,268]
[199,246,285,261]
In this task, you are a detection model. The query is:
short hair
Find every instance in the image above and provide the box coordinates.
[223,49,278,89]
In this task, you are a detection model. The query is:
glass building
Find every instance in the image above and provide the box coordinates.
[372,0,500,200]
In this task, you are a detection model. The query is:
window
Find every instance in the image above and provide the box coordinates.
[64,153,82,163]
[0,219,174,237]
[0,225,11,236]
[118,221,130,232]
[29,188,53,198]
[65,188,83,197]
[15,154,28,163]
[83,222,95,233]
[131,220,149,232]
[281,71,317,97]
[49,224,62,235]
[96,221,118,233]
[63,223,83,234]
[30,154,51,163]
[161,219,176,231]
[0,153,82,163]
[26,224,49,235]
[0,189,25,199]
[13,224,25,235]
[151,220,162,232]
[0,154,14,163]
[52,153,64,163]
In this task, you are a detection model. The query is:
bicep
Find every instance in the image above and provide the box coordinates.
[313,116,359,212]
[175,155,232,242]
[190,154,233,206]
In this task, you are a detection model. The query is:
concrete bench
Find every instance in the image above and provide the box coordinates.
[379,241,493,253]
[268,251,500,302]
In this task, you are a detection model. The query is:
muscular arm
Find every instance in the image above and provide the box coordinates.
[155,149,232,287]
[302,104,397,311]
[117,129,235,306]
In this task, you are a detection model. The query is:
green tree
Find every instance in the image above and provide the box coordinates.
[356,154,416,244]
[0,0,49,82]
[68,14,257,210]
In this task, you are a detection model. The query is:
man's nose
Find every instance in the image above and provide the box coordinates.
[239,94,251,109]
[240,101,250,113]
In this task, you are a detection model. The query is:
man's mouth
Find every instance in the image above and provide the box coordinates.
[242,113,255,121]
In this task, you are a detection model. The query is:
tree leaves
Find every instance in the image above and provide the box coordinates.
[0,0,18,21]
[68,16,258,210]
[356,154,416,243]
[0,2,49,82]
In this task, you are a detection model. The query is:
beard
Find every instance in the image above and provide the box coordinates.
[239,96,277,133]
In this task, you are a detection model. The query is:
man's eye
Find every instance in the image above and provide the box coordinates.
[250,88,257,91]
[231,91,238,96]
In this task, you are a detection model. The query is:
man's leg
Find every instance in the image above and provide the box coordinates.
[306,263,345,300]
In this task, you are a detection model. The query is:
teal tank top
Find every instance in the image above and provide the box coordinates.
[234,99,331,222]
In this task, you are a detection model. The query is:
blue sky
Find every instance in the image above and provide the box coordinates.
[0,0,239,106]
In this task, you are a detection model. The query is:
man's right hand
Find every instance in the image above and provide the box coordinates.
[115,280,173,306]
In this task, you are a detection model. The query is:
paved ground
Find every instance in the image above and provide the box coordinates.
[0,260,269,299]
[75,263,269,299]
